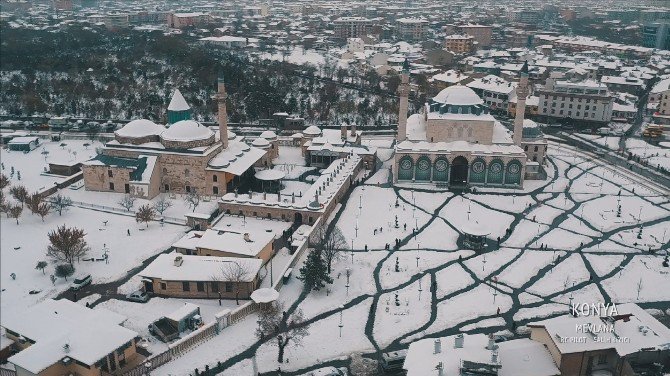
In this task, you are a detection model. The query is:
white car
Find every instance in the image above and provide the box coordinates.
[70,274,92,290]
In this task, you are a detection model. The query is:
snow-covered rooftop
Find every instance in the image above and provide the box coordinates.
[433,85,484,106]
[161,120,214,143]
[115,119,165,139]
[167,88,190,112]
[2,299,137,373]
[207,140,266,176]
[140,253,262,282]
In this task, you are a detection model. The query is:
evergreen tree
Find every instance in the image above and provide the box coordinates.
[298,250,333,292]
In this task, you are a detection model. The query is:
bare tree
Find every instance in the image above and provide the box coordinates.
[50,194,72,216]
[311,226,347,273]
[34,202,50,221]
[9,185,28,207]
[255,302,309,363]
[218,261,251,305]
[135,204,156,228]
[27,193,49,220]
[118,194,136,211]
[8,204,22,224]
[0,173,8,189]
[153,196,173,215]
[46,225,90,266]
[184,190,201,212]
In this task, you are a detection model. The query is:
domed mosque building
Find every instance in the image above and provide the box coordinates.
[394,60,534,188]
[82,75,270,199]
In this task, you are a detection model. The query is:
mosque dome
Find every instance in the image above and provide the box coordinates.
[433,85,484,106]
[251,137,271,148]
[260,130,278,140]
[303,125,322,136]
[114,119,165,144]
[160,120,214,148]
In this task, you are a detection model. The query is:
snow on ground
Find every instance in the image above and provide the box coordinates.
[0,206,185,314]
[280,180,312,197]
[513,304,566,321]
[440,197,514,239]
[602,255,670,302]
[1,139,101,192]
[435,263,475,299]
[502,219,549,247]
[577,195,668,232]
[527,254,590,296]
[468,193,535,213]
[398,189,453,213]
[98,297,241,354]
[273,145,306,166]
[365,167,390,185]
[537,228,594,249]
[558,214,601,237]
[551,283,604,308]
[526,204,564,225]
[625,138,670,170]
[339,186,433,249]
[462,248,521,280]
[543,194,576,211]
[584,254,626,277]
[400,218,460,251]
[379,250,471,289]
[256,298,374,374]
[496,250,565,288]
[374,279,430,346]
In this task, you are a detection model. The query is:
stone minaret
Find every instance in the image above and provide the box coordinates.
[513,61,529,146]
[214,73,229,149]
[397,59,410,142]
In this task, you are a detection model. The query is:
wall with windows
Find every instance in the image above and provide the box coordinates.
[144,278,257,300]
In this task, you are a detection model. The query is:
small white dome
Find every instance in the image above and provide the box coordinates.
[433,85,484,106]
[115,119,165,138]
[523,119,538,128]
[252,137,270,147]
[161,120,214,142]
[291,133,303,139]
[260,130,277,140]
[303,125,322,135]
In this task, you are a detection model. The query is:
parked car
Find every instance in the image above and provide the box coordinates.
[70,274,92,290]
[380,349,407,373]
[300,366,348,376]
[126,290,149,303]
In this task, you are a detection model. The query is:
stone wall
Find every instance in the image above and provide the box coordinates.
[426,118,495,144]
[115,134,160,145]
[146,278,257,300]
[160,134,215,150]
[81,165,132,194]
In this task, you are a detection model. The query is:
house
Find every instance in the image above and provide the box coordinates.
[1,299,141,375]
[403,333,560,376]
[171,228,276,263]
[528,303,670,375]
[7,136,39,152]
[139,253,262,299]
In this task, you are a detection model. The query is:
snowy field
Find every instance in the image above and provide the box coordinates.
[625,138,670,171]
[149,141,669,375]
[4,134,669,376]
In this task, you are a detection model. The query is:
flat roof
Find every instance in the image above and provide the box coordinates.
[139,253,262,282]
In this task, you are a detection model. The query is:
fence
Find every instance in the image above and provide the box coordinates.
[62,199,187,225]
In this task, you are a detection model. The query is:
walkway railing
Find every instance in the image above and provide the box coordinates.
[54,199,187,225]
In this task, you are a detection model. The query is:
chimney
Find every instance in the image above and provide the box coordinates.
[244,233,251,242]
[434,338,441,354]
[454,333,464,348]
[486,334,498,350]
[341,123,347,140]
[351,121,356,137]
[491,350,499,363]
[436,361,444,376]
[174,255,183,267]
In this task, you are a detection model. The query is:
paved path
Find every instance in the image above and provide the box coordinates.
[180,145,670,376]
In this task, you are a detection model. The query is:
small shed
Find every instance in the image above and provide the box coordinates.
[7,136,39,152]
[166,302,201,333]
[461,220,489,250]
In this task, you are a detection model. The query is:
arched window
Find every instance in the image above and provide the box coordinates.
[470,158,486,184]
[414,156,431,181]
[488,159,504,184]
[162,167,168,175]
[184,169,190,178]
[212,175,218,182]
[433,157,449,182]
[505,160,522,185]
[398,156,414,181]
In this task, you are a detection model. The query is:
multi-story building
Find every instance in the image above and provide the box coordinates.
[529,303,670,376]
[537,78,613,125]
[167,12,212,29]
[467,75,516,113]
[444,34,475,53]
[2,299,142,375]
[509,9,541,24]
[333,17,375,39]
[396,17,428,41]
[104,13,129,31]
[601,75,645,95]
[458,24,492,47]
[641,21,670,50]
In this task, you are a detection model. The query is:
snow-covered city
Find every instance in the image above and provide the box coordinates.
[1,1,669,375]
